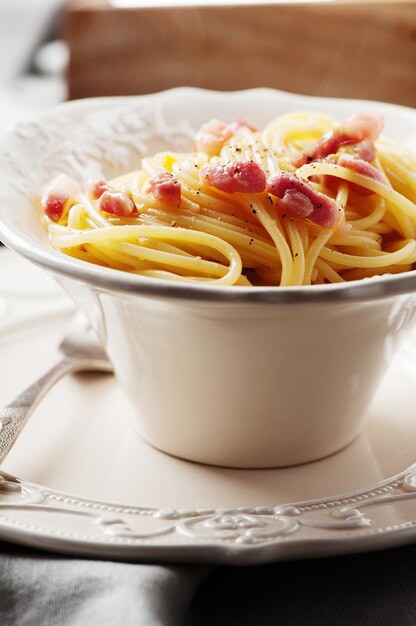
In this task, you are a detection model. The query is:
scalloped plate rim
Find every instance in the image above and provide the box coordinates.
[0,461,415,564]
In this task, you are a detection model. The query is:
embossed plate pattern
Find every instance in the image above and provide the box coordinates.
[0,466,415,564]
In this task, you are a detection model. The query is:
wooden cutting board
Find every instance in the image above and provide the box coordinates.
[63,1,416,107]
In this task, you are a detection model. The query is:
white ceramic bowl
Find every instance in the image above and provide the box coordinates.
[1,88,416,468]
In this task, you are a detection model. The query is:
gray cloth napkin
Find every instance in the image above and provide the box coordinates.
[1,541,415,626]
[0,542,211,626]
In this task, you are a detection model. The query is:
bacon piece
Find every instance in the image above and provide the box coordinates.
[201,161,266,194]
[195,118,257,157]
[97,191,136,216]
[41,173,80,222]
[145,172,181,207]
[314,140,378,192]
[338,154,384,180]
[195,120,227,157]
[228,118,257,134]
[291,113,384,168]
[87,179,111,200]
[267,172,344,229]
[42,196,66,223]
[346,139,376,163]
[338,154,384,196]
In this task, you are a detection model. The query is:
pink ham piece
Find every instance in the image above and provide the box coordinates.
[87,179,111,200]
[312,140,379,191]
[97,191,136,216]
[267,171,344,229]
[347,139,376,163]
[291,113,384,168]
[338,154,384,196]
[228,118,257,134]
[195,118,257,157]
[314,140,378,190]
[145,172,181,207]
[201,161,266,194]
[41,173,81,222]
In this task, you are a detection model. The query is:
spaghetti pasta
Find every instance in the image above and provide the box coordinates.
[40,111,416,287]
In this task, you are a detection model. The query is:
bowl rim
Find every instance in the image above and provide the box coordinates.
[1,86,416,305]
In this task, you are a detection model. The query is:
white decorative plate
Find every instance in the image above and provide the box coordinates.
[0,250,415,563]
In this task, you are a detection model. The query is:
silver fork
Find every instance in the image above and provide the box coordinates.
[0,314,112,464]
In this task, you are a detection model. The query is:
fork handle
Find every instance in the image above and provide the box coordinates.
[0,357,80,464]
